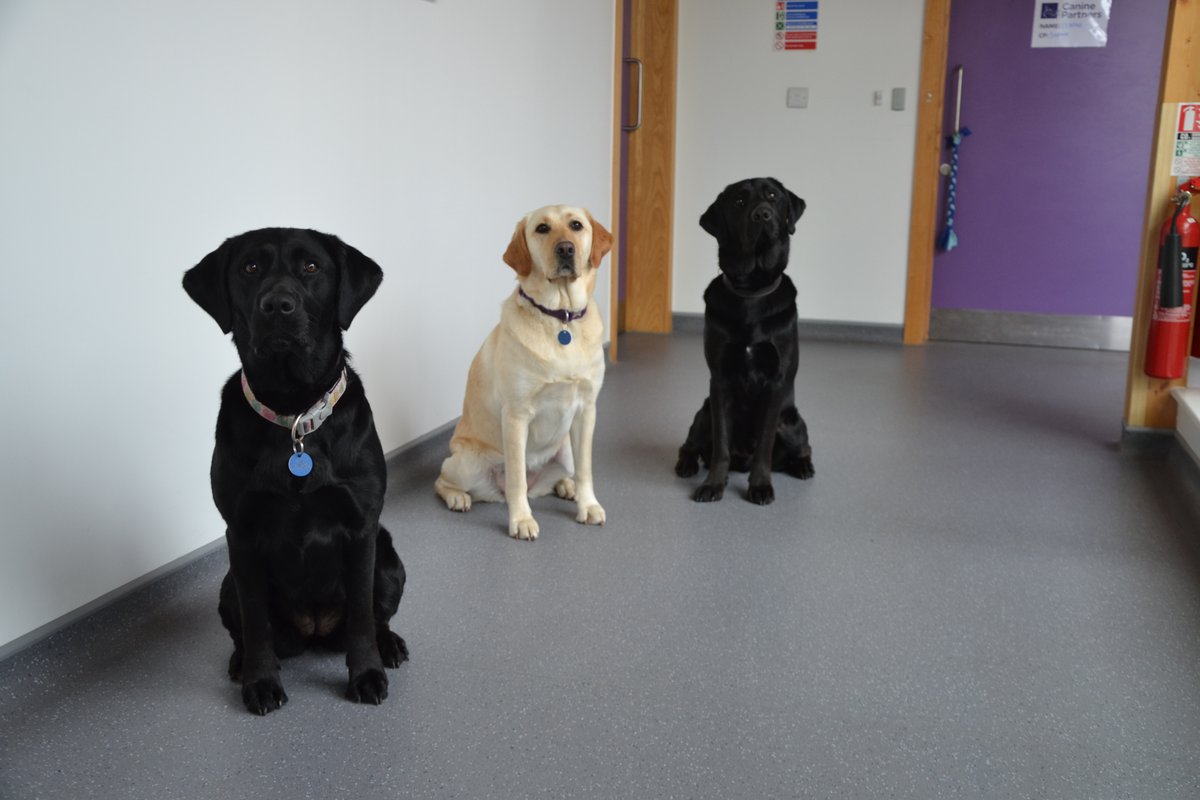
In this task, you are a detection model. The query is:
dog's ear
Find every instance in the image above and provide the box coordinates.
[502,218,533,277]
[183,239,233,334]
[699,194,725,239]
[327,234,383,330]
[785,190,806,235]
[586,213,614,268]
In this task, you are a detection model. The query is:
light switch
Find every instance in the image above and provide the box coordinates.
[786,87,809,109]
[873,90,883,107]
[891,87,906,111]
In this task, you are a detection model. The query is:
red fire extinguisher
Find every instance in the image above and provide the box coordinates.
[1145,178,1200,379]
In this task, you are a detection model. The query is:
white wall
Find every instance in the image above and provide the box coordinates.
[0,0,614,650]
[672,0,924,324]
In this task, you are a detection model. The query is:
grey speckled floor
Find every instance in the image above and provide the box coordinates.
[3,332,1200,800]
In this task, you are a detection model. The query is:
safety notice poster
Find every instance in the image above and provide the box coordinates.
[774,1,818,51]
[1031,1,1111,48]
[1173,103,1200,177]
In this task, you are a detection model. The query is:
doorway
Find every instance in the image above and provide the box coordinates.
[905,1,1171,349]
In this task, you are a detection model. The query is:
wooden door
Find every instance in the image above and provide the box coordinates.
[611,0,678,349]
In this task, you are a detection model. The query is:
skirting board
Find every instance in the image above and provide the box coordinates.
[0,418,461,663]
[930,308,1133,351]
[0,537,227,662]
[672,313,903,344]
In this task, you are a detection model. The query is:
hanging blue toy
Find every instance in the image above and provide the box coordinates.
[939,127,972,251]
[939,64,970,252]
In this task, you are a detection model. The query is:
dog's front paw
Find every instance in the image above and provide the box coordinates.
[576,502,606,526]
[441,489,472,512]
[347,668,389,705]
[747,482,775,505]
[555,477,577,500]
[692,483,725,502]
[242,676,288,716]
[674,453,700,478]
[378,629,409,668]
[509,516,540,541]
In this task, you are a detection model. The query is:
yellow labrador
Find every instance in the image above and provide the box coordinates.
[436,206,613,540]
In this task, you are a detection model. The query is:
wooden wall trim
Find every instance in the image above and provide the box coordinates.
[902,0,952,345]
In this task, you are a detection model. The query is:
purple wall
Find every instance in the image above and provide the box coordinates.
[931,1,1169,317]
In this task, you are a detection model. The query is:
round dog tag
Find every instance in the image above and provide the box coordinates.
[288,451,313,477]
[558,330,572,346]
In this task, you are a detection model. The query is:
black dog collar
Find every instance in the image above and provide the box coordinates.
[722,274,782,299]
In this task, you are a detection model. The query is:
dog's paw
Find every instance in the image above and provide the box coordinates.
[347,668,389,705]
[692,483,725,503]
[242,676,288,716]
[795,457,815,480]
[747,482,775,506]
[441,488,472,512]
[674,454,699,478]
[555,477,577,500]
[378,630,409,669]
[509,516,540,541]
[576,502,606,526]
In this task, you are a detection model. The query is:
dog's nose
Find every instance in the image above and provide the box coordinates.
[555,241,576,260]
[751,205,774,223]
[259,289,298,316]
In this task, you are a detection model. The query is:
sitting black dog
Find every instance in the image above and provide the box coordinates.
[183,228,407,715]
[675,177,815,505]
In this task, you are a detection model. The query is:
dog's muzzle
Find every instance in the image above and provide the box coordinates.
[750,202,775,226]
[554,240,577,277]
[252,285,309,353]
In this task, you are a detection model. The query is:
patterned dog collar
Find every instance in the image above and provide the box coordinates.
[241,368,348,438]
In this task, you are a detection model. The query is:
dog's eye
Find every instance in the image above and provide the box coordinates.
[569,220,584,231]
[734,198,745,207]
[767,191,776,199]
[243,262,258,274]
[303,261,319,274]
[535,223,551,234]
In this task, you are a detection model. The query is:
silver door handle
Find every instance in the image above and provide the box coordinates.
[622,57,643,132]
[950,64,964,133]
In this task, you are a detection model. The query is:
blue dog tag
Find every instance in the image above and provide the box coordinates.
[288,451,313,477]
[558,330,572,346]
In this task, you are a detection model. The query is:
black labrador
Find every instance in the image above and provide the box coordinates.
[675,177,815,505]
[183,228,407,715]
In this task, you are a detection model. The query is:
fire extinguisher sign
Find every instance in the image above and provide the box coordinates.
[1173,103,1200,177]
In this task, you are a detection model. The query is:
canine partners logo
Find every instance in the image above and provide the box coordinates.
[1041,3,1058,17]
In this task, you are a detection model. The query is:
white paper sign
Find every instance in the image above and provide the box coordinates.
[1031,1,1111,48]
[1173,103,1200,177]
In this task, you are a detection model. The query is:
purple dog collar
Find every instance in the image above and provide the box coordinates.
[518,287,588,323]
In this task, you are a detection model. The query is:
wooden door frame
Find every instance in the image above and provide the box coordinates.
[1124,0,1200,430]
[902,0,952,345]
[610,0,625,361]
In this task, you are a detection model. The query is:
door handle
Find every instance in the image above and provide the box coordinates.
[622,57,643,132]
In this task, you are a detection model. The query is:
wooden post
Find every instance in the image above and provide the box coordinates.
[1124,0,1200,430]
[902,0,952,345]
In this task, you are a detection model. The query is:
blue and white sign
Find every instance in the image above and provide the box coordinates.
[1031,1,1111,48]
